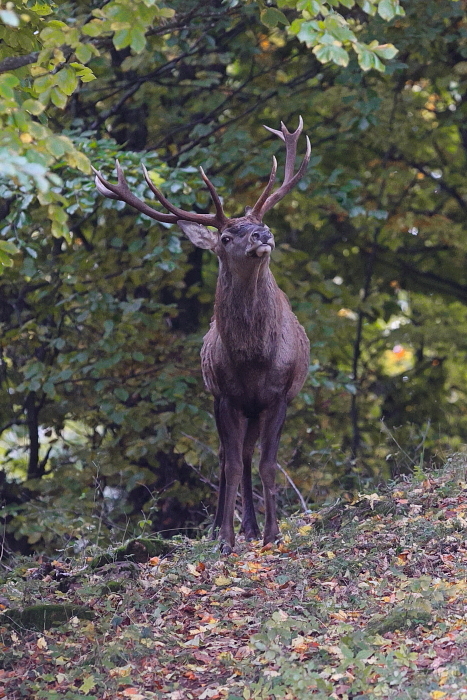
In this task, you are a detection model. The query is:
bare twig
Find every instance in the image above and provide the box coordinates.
[184,461,219,493]
[277,462,308,513]
[181,432,216,457]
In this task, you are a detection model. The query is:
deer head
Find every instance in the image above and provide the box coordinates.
[92,118,311,259]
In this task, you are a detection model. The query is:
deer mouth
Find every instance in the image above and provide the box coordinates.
[247,243,273,258]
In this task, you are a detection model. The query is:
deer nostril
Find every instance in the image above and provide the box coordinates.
[251,232,260,241]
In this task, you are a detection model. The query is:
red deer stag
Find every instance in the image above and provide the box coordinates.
[93,118,311,553]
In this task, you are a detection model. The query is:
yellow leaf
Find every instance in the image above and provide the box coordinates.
[146,169,165,187]
[37,637,48,650]
[214,575,231,586]
[30,65,48,76]
[109,665,132,678]
[430,692,446,700]
[66,149,91,173]
[359,493,384,509]
[187,563,201,577]
[298,524,312,535]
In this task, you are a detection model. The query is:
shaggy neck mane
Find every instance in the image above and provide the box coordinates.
[214,259,281,363]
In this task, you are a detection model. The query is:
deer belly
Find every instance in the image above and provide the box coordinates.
[207,363,293,415]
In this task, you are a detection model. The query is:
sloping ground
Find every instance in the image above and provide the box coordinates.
[2,457,467,699]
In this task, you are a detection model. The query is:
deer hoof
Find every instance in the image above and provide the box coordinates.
[220,541,233,556]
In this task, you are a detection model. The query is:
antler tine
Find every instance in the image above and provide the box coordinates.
[93,167,121,200]
[259,134,311,216]
[263,125,285,142]
[142,164,228,229]
[93,160,178,223]
[281,115,304,184]
[250,156,278,219]
[199,167,229,227]
[252,117,310,220]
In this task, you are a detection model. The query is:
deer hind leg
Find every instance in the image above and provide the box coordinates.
[215,397,247,554]
[258,400,287,545]
[239,417,261,541]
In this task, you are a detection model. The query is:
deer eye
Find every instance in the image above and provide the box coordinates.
[221,236,231,245]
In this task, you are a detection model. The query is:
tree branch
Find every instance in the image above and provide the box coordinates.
[0,52,40,74]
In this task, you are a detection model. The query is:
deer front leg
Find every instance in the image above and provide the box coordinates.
[211,445,225,540]
[215,398,247,554]
[211,397,226,540]
[239,417,261,540]
[259,400,287,545]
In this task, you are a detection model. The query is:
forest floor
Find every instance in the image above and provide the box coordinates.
[3,458,467,699]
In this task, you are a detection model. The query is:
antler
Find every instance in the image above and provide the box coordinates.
[251,116,311,221]
[92,160,230,230]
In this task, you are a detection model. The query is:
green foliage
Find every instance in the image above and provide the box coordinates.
[270,0,402,70]
[2,0,467,553]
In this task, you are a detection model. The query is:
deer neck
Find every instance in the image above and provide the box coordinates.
[214,259,281,363]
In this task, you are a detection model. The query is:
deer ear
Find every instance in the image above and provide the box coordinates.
[177,221,219,250]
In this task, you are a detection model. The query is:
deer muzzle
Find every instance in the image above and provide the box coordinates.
[247,230,275,258]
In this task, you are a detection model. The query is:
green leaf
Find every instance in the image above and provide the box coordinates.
[260,8,290,28]
[79,675,95,694]
[357,0,377,15]
[0,249,14,267]
[325,15,356,42]
[29,3,54,17]
[34,74,54,93]
[75,43,93,64]
[296,20,320,44]
[130,27,146,53]
[70,64,96,83]
[0,74,20,100]
[298,0,329,14]
[22,99,46,116]
[158,7,176,18]
[43,381,56,397]
[113,28,131,50]
[44,135,68,157]
[82,19,107,37]
[313,43,349,66]
[357,48,385,71]
[50,87,68,108]
[377,0,398,21]
[115,387,129,402]
[373,43,398,59]
[0,240,19,255]
[56,67,78,96]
